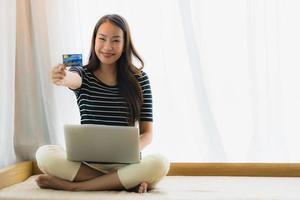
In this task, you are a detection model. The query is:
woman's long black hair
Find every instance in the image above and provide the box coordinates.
[86,14,144,126]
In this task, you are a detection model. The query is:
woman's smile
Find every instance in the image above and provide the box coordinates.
[101,52,115,58]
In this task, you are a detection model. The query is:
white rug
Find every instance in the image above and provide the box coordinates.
[1,175,300,200]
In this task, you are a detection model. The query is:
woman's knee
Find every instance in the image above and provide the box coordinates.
[117,154,170,189]
[35,145,64,174]
[146,154,170,177]
[35,145,81,181]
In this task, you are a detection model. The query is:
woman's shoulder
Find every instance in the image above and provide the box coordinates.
[135,70,149,81]
[134,70,151,89]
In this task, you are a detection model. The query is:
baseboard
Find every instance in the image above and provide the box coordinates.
[0,161,32,189]
[168,162,300,176]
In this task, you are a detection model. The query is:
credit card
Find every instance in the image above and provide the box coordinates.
[62,54,82,67]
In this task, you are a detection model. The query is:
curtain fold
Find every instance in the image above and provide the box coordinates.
[0,0,16,168]
[14,0,62,161]
[178,0,227,162]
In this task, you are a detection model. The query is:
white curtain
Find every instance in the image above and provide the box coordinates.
[0,0,16,168]
[1,0,300,168]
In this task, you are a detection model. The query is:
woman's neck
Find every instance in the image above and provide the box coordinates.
[93,64,117,86]
[98,63,117,75]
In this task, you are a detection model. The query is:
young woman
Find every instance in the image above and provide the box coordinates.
[35,14,169,193]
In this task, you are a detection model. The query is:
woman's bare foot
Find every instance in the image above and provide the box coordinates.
[35,174,75,191]
[36,174,150,193]
[128,182,149,193]
[138,182,149,193]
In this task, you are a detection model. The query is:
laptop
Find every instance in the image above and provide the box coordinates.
[64,124,140,164]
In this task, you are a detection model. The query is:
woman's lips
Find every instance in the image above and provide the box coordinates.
[101,52,114,57]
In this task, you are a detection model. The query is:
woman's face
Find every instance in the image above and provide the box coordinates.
[95,21,124,66]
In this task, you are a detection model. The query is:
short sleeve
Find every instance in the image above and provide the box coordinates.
[69,66,84,78]
[68,66,84,93]
[139,72,153,122]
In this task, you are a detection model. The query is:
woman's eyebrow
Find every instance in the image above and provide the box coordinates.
[98,33,121,38]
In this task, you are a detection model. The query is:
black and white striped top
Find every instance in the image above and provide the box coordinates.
[69,66,153,126]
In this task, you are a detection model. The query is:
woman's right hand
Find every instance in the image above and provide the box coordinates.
[51,64,66,86]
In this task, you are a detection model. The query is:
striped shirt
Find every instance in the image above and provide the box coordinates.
[69,66,153,126]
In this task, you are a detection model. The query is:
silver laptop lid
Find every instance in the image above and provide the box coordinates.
[64,124,140,164]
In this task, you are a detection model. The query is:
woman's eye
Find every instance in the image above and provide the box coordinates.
[113,40,120,43]
[99,38,105,41]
